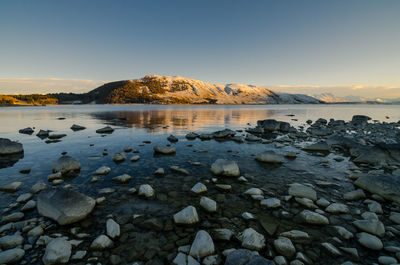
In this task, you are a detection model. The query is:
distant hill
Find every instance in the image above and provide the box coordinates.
[53,75,324,104]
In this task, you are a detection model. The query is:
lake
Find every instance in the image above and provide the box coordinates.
[0,104,399,264]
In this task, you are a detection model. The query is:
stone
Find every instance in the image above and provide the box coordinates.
[288,183,317,201]
[96,126,114,134]
[295,197,317,209]
[212,228,233,241]
[325,203,349,214]
[210,159,240,177]
[174,206,199,224]
[0,234,24,249]
[260,198,281,208]
[389,212,400,224]
[106,219,120,239]
[154,146,176,154]
[130,155,140,162]
[255,151,284,163]
[189,230,215,258]
[71,124,86,131]
[333,226,354,240]
[19,127,34,134]
[138,184,154,198]
[90,235,113,249]
[303,142,330,152]
[0,138,23,155]
[378,256,397,265]
[245,188,263,196]
[27,225,44,237]
[52,156,81,177]
[239,228,265,250]
[280,230,310,241]
[191,183,207,194]
[16,193,32,203]
[112,153,126,163]
[0,181,23,193]
[274,237,296,258]
[167,135,179,142]
[242,212,255,220]
[42,238,72,265]
[200,197,217,212]
[299,210,329,225]
[71,250,87,260]
[112,174,132,183]
[94,166,111,175]
[216,184,232,191]
[37,187,95,225]
[21,200,36,211]
[0,248,25,264]
[173,253,187,265]
[344,189,366,201]
[30,181,47,194]
[154,168,165,175]
[2,212,24,222]
[355,174,400,204]
[353,219,385,237]
[321,242,341,256]
[357,232,383,250]
[170,165,190,175]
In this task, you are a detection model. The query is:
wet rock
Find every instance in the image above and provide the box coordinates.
[42,238,71,265]
[186,132,199,140]
[0,181,23,193]
[16,193,32,203]
[354,144,400,166]
[0,234,24,249]
[191,183,207,194]
[280,230,310,241]
[245,134,261,142]
[174,206,199,224]
[37,187,96,225]
[189,230,215,258]
[90,235,113,249]
[389,212,400,224]
[212,228,233,241]
[295,197,317,209]
[353,219,385,237]
[257,119,281,131]
[321,242,341,256]
[154,168,165,175]
[71,250,87,261]
[36,129,50,138]
[288,183,317,201]
[27,225,44,237]
[356,232,383,250]
[167,135,179,142]
[355,174,400,204]
[210,159,240,177]
[0,138,23,155]
[154,145,176,154]
[2,212,24,222]
[351,115,371,125]
[215,184,232,191]
[260,198,281,208]
[299,210,329,225]
[0,248,25,264]
[274,237,296,258]
[30,181,47,194]
[19,127,34,134]
[170,165,190,175]
[71,124,86,131]
[96,126,114,134]
[225,249,273,265]
[48,133,67,139]
[239,228,265,250]
[325,203,349,214]
[112,153,126,163]
[303,142,330,152]
[94,166,111,175]
[138,184,154,198]
[343,189,366,201]
[255,151,284,163]
[52,156,81,177]
[333,226,354,240]
[112,174,132,183]
[106,219,120,239]
[130,155,140,162]
[245,188,263,196]
[21,200,36,211]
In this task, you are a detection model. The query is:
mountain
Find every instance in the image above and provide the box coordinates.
[54,75,323,104]
[313,93,346,103]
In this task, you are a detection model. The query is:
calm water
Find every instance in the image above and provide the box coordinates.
[1,104,399,263]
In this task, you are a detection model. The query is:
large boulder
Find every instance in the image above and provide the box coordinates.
[52,156,81,177]
[0,138,23,155]
[355,174,400,204]
[210,159,240,177]
[37,188,95,225]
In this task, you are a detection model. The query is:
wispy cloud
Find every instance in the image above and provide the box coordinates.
[0,78,106,94]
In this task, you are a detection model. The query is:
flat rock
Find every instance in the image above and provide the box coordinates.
[288,183,317,201]
[0,181,23,193]
[210,159,240,177]
[52,156,81,177]
[154,146,176,154]
[255,151,284,163]
[42,238,71,265]
[37,187,95,225]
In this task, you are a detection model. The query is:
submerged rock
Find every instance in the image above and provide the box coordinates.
[0,181,23,193]
[303,142,330,152]
[37,187,95,225]
[96,126,114,134]
[94,166,111,175]
[112,153,126,163]
[154,145,176,154]
[255,151,284,163]
[138,184,154,198]
[210,159,240,177]
[52,156,81,177]
[288,183,317,201]
[112,174,132,183]
[174,206,199,224]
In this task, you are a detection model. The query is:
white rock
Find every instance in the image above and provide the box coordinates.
[191,183,207,194]
[90,235,113,249]
[42,238,72,265]
[239,228,265,250]
[138,184,154,198]
[210,159,240,177]
[189,230,215,258]
[106,219,120,239]
[174,206,199,224]
[200,197,217,212]
[112,174,132,183]
[94,166,110,175]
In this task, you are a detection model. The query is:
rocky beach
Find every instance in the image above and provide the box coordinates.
[0,108,400,265]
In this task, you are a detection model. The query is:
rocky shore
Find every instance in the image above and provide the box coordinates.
[0,115,400,265]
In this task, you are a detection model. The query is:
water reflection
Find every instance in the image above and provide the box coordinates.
[0,153,24,169]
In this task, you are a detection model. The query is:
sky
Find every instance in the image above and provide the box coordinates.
[0,0,399,99]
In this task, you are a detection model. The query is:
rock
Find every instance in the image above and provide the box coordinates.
[174,206,199,224]
[288,183,317,201]
[96,126,114,134]
[280,230,310,241]
[173,252,187,265]
[200,197,217,212]
[71,124,86,131]
[71,250,87,261]
[258,119,281,131]
[389,212,400,224]
[170,165,190,175]
[303,142,330,152]
[37,187,96,225]
[215,184,232,191]
[274,237,296,258]
[353,219,385,237]
[0,181,23,192]
[255,151,284,163]
[19,127,34,134]
[42,238,72,265]
[191,183,207,194]
[94,166,111,175]
[351,115,371,125]
[0,248,25,264]
[260,198,281,208]
[355,174,400,204]
[154,168,165,175]
[321,242,341,256]
[138,184,154,198]
[27,225,44,237]
[378,256,397,265]
[21,200,36,211]
[112,174,132,183]
[0,138,23,155]
[245,134,261,141]
[299,210,329,225]
[212,228,233,241]
[167,135,179,142]
[245,188,263,196]
[52,156,81,177]
[333,226,354,240]
[186,132,199,140]
[357,232,383,250]
[106,219,120,239]
[295,197,317,209]
[48,172,62,181]
[344,189,366,201]
[2,212,24,222]
[90,235,113,249]
[325,203,349,214]
[242,212,255,220]
[130,155,140,162]
[30,181,47,194]
[210,159,240,177]
[0,234,24,249]
[189,230,215,258]
[48,133,67,140]
[354,143,400,165]
[239,228,265,250]
[225,249,273,265]
[154,146,176,154]
[112,153,126,163]
[16,193,32,203]
[36,129,50,138]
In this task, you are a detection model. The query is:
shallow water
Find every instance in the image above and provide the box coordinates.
[0,104,399,264]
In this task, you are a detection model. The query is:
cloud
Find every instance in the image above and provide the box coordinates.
[0,78,106,94]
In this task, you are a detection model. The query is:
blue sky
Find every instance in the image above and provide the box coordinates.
[0,0,399,98]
